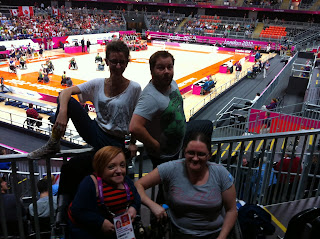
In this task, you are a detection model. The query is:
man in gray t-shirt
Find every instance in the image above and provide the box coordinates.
[130,51,186,166]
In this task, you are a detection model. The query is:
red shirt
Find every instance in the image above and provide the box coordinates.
[275,156,302,183]
[26,108,39,119]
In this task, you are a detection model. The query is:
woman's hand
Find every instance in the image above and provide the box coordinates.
[54,111,68,134]
[150,203,167,221]
[127,206,137,222]
[101,219,115,234]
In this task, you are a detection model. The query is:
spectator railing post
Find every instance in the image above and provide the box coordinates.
[257,140,268,205]
[291,136,307,201]
[28,159,41,239]
[273,137,288,204]
[46,157,55,225]
[11,161,26,239]
[296,134,316,200]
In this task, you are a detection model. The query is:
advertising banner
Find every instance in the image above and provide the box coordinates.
[147,31,279,50]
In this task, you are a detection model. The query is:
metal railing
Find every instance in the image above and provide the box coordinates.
[212,129,320,205]
[212,103,320,138]
[189,53,276,118]
[0,148,92,239]
[0,109,85,145]
[1,129,320,238]
[252,52,298,110]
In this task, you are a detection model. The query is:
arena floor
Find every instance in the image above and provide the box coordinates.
[0,43,273,140]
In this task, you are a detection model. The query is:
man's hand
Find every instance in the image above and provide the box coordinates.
[128,143,138,158]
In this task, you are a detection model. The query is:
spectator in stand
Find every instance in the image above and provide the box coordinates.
[265,98,278,110]
[251,156,277,197]
[0,177,27,236]
[0,149,11,170]
[29,178,58,218]
[260,111,272,134]
[129,51,186,168]
[26,103,42,121]
[274,146,302,200]
[135,132,237,238]
[28,40,141,159]
[68,146,141,239]
[245,92,260,106]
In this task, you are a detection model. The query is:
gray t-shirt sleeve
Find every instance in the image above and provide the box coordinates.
[134,91,159,121]
[77,78,101,103]
[158,160,180,183]
[214,164,234,192]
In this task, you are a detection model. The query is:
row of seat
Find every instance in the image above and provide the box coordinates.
[198,19,222,23]
[260,26,287,38]
[4,100,55,116]
[200,15,221,19]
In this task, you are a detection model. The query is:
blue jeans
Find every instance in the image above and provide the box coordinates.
[55,96,125,150]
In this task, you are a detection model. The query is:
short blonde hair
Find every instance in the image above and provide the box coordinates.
[93,146,125,177]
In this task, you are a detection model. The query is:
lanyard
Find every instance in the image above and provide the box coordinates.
[96,176,131,211]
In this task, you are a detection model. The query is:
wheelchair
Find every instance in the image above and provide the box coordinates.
[42,65,54,75]
[8,64,17,73]
[69,62,78,70]
[96,64,105,71]
[24,117,42,130]
[148,212,242,239]
[47,65,54,74]
[247,67,258,79]
[18,61,27,70]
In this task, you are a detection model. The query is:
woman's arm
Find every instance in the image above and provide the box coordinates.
[70,176,106,232]
[134,168,166,220]
[217,184,238,239]
[55,86,81,133]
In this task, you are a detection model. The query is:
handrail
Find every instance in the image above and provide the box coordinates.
[189,53,275,118]
[1,129,320,237]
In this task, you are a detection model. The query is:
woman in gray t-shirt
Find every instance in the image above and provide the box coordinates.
[135,132,237,238]
[28,40,141,159]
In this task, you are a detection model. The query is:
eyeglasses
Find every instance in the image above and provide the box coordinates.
[108,59,127,65]
[185,151,208,159]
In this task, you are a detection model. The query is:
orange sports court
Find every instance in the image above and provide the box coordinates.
[0,42,271,120]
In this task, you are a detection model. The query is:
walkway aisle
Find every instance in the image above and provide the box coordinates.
[183,53,277,120]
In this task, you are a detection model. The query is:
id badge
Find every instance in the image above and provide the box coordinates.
[113,213,136,239]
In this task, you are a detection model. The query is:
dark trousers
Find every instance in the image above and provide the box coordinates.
[56,97,125,197]
[55,97,125,150]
